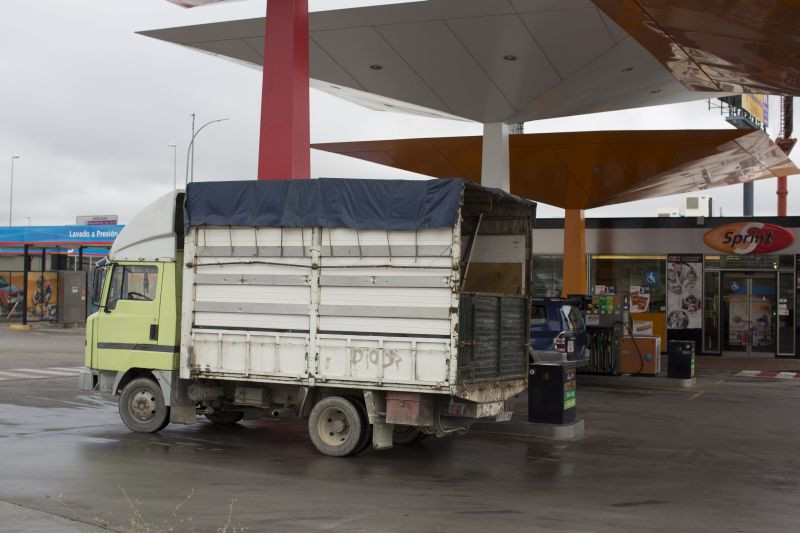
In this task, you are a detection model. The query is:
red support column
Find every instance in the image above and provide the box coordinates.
[258,0,310,181]
[777,176,788,216]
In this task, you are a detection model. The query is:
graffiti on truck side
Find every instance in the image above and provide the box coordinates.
[351,347,403,371]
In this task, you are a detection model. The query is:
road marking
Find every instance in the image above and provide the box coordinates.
[713,379,725,385]
[689,391,705,400]
[12,368,79,376]
[736,370,800,379]
[0,367,83,381]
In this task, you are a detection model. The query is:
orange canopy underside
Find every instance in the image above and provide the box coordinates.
[313,129,798,209]
[594,0,800,95]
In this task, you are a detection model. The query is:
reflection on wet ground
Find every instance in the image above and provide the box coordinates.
[1,329,799,532]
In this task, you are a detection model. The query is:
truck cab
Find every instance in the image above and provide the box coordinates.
[83,191,183,431]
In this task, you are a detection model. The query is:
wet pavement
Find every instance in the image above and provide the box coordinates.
[1,327,799,532]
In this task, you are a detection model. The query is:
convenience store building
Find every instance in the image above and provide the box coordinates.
[532,216,800,358]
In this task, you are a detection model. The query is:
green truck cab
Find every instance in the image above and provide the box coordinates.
[82,192,183,432]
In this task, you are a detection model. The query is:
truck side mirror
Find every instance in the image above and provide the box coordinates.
[91,269,105,309]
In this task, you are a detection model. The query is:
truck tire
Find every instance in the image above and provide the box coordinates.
[350,397,373,454]
[119,377,170,433]
[393,425,427,445]
[308,396,364,457]
[205,410,244,425]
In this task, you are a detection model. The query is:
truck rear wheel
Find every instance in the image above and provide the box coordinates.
[308,396,364,457]
[119,377,170,433]
[350,397,373,453]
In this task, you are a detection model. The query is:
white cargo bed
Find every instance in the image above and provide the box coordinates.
[181,225,459,394]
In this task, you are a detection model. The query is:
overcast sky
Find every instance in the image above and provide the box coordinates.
[0,0,798,225]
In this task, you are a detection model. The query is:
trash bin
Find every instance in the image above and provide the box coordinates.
[528,364,577,424]
[667,340,695,379]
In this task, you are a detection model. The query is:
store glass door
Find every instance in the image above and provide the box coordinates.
[721,273,777,356]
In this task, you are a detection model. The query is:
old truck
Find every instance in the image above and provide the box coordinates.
[81,178,535,456]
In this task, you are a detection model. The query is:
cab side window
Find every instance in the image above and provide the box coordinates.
[106,265,158,310]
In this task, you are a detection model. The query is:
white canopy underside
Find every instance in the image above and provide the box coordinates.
[140,0,726,124]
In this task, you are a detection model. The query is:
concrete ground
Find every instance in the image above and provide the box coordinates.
[0,327,799,532]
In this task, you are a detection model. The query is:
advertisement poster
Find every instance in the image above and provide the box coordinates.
[0,272,58,322]
[667,255,703,330]
[630,285,651,313]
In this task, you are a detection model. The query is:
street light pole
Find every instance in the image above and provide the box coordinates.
[168,143,177,192]
[184,118,229,187]
[190,113,196,183]
[9,155,19,226]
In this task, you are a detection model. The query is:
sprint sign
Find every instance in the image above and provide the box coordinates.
[703,223,795,255]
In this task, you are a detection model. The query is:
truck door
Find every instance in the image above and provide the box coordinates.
[96,263,166,372]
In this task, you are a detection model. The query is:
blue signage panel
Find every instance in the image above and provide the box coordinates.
[0,225,124,246]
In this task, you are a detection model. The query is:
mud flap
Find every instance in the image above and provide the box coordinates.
[169,404,197,425]
[372,420,394,450]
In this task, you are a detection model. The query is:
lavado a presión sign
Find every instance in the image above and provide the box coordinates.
[703,222,795,255]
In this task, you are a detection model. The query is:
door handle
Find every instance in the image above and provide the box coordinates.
[149,324,158,341]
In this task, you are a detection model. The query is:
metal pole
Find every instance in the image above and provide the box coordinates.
[41,248,46,323]
[78,246,84,272]
[22,244,28,326]
[743,182,754,216]
[777,176,788,216]
[190,113,196,184]
[184,118,229,187]
[9,155,19,226]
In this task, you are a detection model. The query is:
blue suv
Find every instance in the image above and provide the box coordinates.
[530,298,589,365]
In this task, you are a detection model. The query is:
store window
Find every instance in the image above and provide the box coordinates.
[532,255,563,297]
[703,271,720,353]
[704,254,792,271]
[589,255,667,313]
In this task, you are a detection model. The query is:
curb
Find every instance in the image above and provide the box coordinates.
[472,418,585,440]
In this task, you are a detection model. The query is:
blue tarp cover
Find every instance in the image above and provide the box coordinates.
[185,178,468,231]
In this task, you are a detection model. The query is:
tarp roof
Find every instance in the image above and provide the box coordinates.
[185,178,533,231]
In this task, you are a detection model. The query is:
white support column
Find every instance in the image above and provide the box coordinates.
[481,122,511,192]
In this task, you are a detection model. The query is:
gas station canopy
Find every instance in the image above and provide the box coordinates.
[145,0,800,122]
[313,129,799,210]
[140,0,729,123]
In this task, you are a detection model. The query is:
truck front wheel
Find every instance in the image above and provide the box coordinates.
[119,377,170,433]
[308,396,364,457]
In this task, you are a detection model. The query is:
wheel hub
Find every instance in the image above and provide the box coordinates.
[318,407,351,447]
[130,389,157,421]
